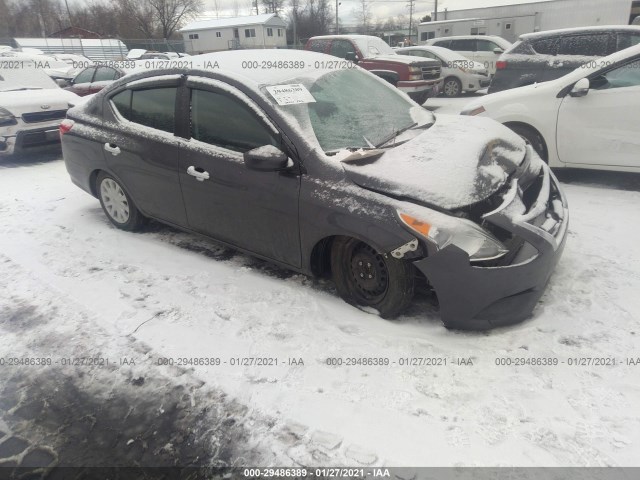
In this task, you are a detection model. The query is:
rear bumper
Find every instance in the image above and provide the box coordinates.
[413,164,569,330]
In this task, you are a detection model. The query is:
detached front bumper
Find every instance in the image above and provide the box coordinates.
[413,162,569,330]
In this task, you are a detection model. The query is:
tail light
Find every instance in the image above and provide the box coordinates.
[496,61,507,70]
[59,119,74,135]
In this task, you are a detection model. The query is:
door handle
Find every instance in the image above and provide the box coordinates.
[104,143,121,155]
[187,165,210,181]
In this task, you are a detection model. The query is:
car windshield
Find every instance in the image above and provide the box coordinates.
[352,37,396,57]
[0,67,58,92]
[262,68,434,153]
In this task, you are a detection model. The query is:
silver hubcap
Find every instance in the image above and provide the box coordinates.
[100,178,130,223]
[444,80,460,96]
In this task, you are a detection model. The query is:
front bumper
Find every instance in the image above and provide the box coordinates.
[412,161,569,330]
[397,79,441,94]
[0,124,62,156]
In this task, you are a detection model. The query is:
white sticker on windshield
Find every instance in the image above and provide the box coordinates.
[266,84,316,105]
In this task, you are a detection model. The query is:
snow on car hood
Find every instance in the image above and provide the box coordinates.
[340,115,526,210]
[0,89,79,115]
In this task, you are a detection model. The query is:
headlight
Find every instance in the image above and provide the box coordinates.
[409,66,422,74]
[457,66,470,73]
[460,105,486,116]
[408,74,423,80]
[0,107,16,126]
[398,210,508,261]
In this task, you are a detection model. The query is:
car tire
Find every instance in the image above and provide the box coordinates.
[331,237,415,319]
[96,172,146,231]
[506,124,548,163]
[443,77,462,97]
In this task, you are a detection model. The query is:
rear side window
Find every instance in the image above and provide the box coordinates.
[307,39,329,52]
[510,40,535,54]
[477,40,499,52]
[531,38,558,55]
[74,68,94,84]
[111,87,176,133]
[450,39,476,51]
[558,34,610,56]
[190,89,277,152]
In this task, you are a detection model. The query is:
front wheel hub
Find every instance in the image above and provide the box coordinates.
[349,245,389,300]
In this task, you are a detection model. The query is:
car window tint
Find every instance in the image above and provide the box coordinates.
[308,39,329,52]
[477,40,498,52]
[559,34,609,56]
[450,39,476,51]
[593,59,640,90]
[74,67,95,84]
[433,40,451,49]
[330,40,355,59]
[510,41,534,54]
[531,38,558,55]
[127,87,176,133]
[93,67,118,82]
[617,33,640,50]
[191,89,277,152]
[111,89,132,117]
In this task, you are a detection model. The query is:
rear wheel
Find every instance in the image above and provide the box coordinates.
[506,124,548,163]
[96,172,146,231]
[442,77,462,97]
[331,237,415,319]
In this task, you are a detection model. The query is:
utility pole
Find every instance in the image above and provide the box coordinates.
[407,0,414,45]
[434,0,438,21]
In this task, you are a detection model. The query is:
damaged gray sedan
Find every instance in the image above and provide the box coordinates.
[61,50,568,329]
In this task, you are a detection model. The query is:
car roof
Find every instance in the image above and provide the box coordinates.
[521,25,640,41]
[431,35,508,42]
[118,50,352,89]
[397,45,468,61]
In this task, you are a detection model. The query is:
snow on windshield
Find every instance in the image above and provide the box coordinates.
[262,68,433,153]
[0,66,58,91]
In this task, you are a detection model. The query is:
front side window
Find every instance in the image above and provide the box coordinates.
[191,89,277,152]
[245,28,256,38]
[559,34,609,56]
[592,59,640,90]
[308,39,329,52]
[330,40,355,59]
[433,40,451,48]
[74,67,95,84]
[111,87,176,133]
[93,67,118,82]
[477,40,499,52]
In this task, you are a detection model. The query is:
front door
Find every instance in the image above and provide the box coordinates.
[177,80,302,267]
[556,57,640,168]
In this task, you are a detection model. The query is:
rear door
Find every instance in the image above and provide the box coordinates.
[90,66,119,94]
[556,57,640,168]
[101,81,187,226]
[549,33,611,81]
[449,39,477,63]
[176,78,302,267]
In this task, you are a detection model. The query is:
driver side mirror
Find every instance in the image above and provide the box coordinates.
[493,48,504,54]
[55,78,70,88]
[570,78,590,97]
[345,51,359,62]
[244,145,291,172]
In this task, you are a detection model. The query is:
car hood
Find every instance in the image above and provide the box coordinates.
[367,53,439,66]
[340,115,526,210]
[0,89,79,115]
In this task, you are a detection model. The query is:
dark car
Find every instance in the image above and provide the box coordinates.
[60,50,568,330]
[305,35,442,104]
[64,62,149,96]
[489,25,640,93]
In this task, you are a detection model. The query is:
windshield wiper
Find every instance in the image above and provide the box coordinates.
[326,146,379,156]
[2,87,45,92]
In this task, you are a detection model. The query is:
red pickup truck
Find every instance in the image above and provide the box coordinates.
[305,35,442,104]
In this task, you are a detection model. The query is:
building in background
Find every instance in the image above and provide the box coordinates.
[179,13,287,54]
[418,0,636,42]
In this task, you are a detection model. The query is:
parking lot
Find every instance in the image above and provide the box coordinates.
[1,97,640,469]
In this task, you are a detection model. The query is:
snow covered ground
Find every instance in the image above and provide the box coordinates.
[1,144,639,467]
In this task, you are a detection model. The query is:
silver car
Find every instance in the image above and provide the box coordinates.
[397,45,490,97]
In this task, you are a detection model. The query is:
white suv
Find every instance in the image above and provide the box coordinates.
[427,35,512,75]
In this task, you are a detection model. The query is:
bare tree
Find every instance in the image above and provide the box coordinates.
[354,0,372,34]
[148,0,201,38]
[261,0,285,14]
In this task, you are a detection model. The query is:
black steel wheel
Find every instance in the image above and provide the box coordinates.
[331,237,415,319]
